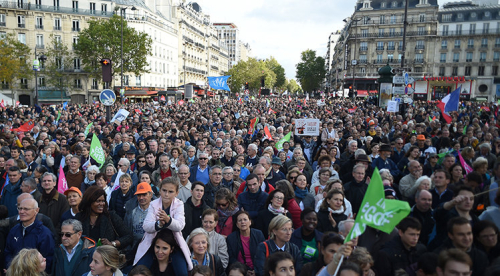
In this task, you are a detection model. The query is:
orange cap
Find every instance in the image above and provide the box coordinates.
[134,182,153,195]
[417,135,426,141]
[64,187,82,197]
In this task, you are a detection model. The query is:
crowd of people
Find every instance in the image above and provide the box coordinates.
[0,96,499,276]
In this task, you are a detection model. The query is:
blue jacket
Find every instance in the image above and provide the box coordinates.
[237,189,268,219]
[226,228,265,270]
[189,165,211,184]
[372,157,400,176]
[5,220,55,272]
[0,179,22,216]
[254,239,303,276]
[53,236,95,276]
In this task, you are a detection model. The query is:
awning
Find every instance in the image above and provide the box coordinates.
[357,90,368,97]
[38,90,71,101]
[369,90,378,94]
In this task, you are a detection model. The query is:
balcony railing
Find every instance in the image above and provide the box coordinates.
[454,45,460,49]
[481,44,488,48]
[415,45,425,50]
[54,26,61,30]
[467,45,474,49]
[35,24,43,29]
[36,44,44,49]
[0,22,5,27]
[0,1,112,17]
[441,46,447,49]
[18,23,25,28]
[376,46,384,50]
[91,85,99,90]
[438,29,500,36]
[352,30,437,39]
[72,27,80,32]
[387,46,395,50]
[74,84,82,89]
[414,59,424,64]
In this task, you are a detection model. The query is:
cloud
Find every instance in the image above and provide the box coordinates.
[197,0,357,79]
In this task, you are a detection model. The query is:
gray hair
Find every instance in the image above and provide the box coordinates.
[22,177,37,190]
[348,140,358,147]
[62,219,83,233]
[352,164,365,173]
[338,219,355,235]
[248,144,258,151]
[415,176,433,190]
[223,166,233,173]
[86,165,100,177]
[478,143,491,151]
[199,152,209,159]
[187,146,196,152]
[210,165,222,174]
[119,158,130,168]
[259,156,271,165]
[354,149,366,158]
[42,172,57,182]
[187,228,210,251]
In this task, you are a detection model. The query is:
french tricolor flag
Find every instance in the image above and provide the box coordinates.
[437,86,461,123]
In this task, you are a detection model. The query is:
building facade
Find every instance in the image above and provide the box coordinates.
[213,22,239,68]
[432,1,500,101]
[239,40,251,62]
[324,31,341,92]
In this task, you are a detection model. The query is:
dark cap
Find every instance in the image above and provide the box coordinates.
[272,157,282,166]
[379,144,392,152]
[355,154,372,163]
[126,149,135,155]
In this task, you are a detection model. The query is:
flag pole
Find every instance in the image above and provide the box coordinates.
[333,255,345,276]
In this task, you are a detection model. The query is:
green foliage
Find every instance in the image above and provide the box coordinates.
[0,34,32,91]
[286,79,300,94]
[295,49,326,93]
[43,35,75,96]
[74,15,152,81]
[264,57,286,89]
[227,57,285,94]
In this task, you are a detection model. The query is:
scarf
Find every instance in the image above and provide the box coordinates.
[294,186,308,200]
[328,206,345,214]
[217,206,240,230]
[268,204,286,215]
[191,251,210,267]
[42,188,57,203]
[83,177,95,186]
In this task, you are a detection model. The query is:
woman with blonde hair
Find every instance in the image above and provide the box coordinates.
[6,248,47,276]
[84,245,127,276]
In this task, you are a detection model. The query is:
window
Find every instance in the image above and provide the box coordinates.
[469,23,476,34]
[35,17,43,29]
[478,66,485,76]
[419,14,425,22]
[442,14,452,22]
[92,79,98,89]
[136,76,141,86]
[38,77,45,87]
[456,24,462,35]
[17,15,25,28]
[392,1,398,7]
[452,67,458,76]
[124,75,129,86]
[361,29,368,37]
[465,66,471,76]
[101,4,107,14]
[53,0,59,9]
[388,54,394,62]
[389,28,396,37]
[377,54,383,63]
[74,58,81,70]
[480,52,486,62]
[388,41,395,50]
[417,27,425,35]
[36,34,43,48]
[35,0,41,8]
[416,40,424,49]
[377,41,384,50]
[0,14,5,27]
[18,33,26,44]
[471,12,476,18]
[481,38,488,48]
[493,66,498,76]
[55,57,62,70]
[360,41,368,51]
[483,23,489,34]
[72,20,79,31]
[20,78,28,89]
[90,3,96,14]
[453,53,459,62]
[442,25,449,35]
[496,38,500,47]
[380,15,385,24]
[441,40,447,49]
[468,39,474,48]
[439,67,445,76]
[54,18,61,30]
[485,11,491,17]
[440,53,446,63]
[457,13,463,19]
[72,0,78,11]
[390,14,396,24]
[363,16,370,24]
[455,39,460,49]
[72,36,78,49]
[415,53,423,62]
[74,79,81,88]
[359,54,367,62]
[379,28,385,37]
[466,52,473,62]
[494,52,500,61]
[364,3,369,8]
[414,67,423,73]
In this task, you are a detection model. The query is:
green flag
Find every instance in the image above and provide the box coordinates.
[56,111,61,122]
[217,107,221,113]
[344,168,411,243]
[428,116,432,122]
[89,134,106,168]
[84,122,93,136]
[437,149,455,165]
[275,132,292,151]
[462,125,467,135]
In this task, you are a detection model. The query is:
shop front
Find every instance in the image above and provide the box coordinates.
[113,86,161,102]
[423,76,472,101]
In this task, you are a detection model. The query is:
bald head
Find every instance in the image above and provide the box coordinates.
[17,193,34,206]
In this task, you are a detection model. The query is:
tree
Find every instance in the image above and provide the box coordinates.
[74,15,152,82]
[286,79,300,94]
[0,34,32,104]
[43,35,75,101]
[265,57,286,90]
[227,58,276,94]
[295,49,326,93]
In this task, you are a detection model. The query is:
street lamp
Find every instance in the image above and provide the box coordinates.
[344,16,370,102]
[120,6,136,103]
[33,48,47,106]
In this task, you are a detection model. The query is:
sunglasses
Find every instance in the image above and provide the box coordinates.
[60,232,77,238]
[216,202,229,208]
[199,158,208,160]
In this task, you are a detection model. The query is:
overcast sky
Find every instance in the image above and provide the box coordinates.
[198,0,357,79]
[199,0,460,79]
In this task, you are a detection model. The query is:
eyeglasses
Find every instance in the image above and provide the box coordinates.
[233,169,241,172]
[117,164,125,167]
[223,172,233,175]
[17,207,36,212]
[60,232,77,238]
[216,202,229,208]
[289,176,297,180]
[138,160,146,163]
[199,158,208,160]
[273,196,284,201]
[212,173,222,176]
[178,172,189,175]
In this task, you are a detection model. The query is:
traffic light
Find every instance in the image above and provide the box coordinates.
[100,58,112,83]
[245,82,249,90]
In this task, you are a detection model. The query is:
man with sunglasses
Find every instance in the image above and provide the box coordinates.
[53,219,95,276]
[5,197,55,272]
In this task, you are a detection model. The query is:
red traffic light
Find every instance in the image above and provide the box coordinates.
[100,59,111,66]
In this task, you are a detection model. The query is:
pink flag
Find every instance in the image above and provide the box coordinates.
[0,100,4,108]
[57,166,68,194]
[457,151,473,175]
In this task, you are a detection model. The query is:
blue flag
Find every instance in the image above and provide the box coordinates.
[34,104,42,113]
[207,76,231,91]
[63,101,68,110]
[443,86,461,114]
